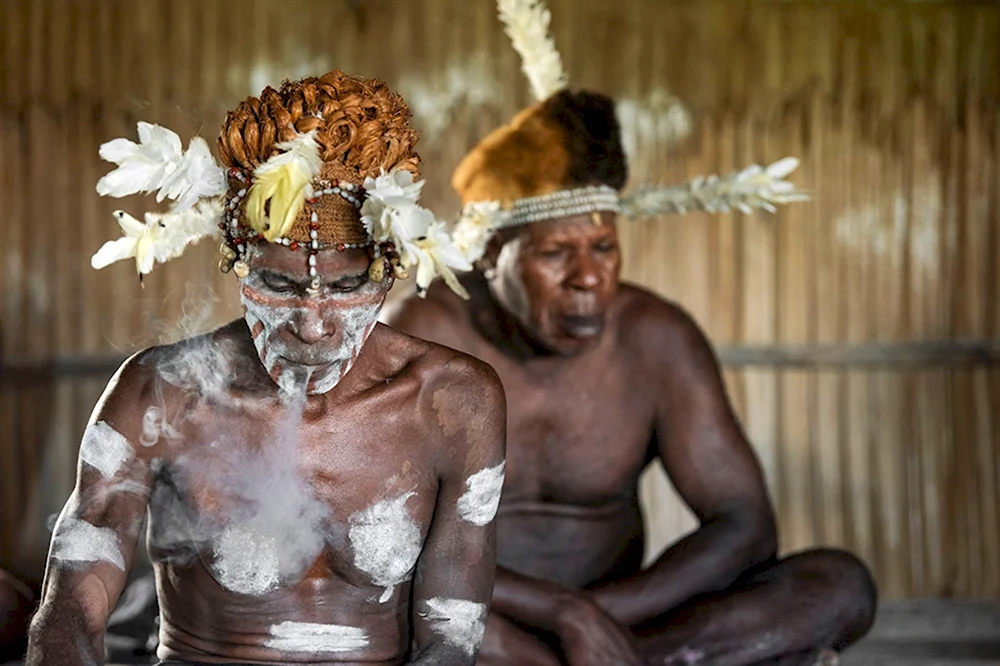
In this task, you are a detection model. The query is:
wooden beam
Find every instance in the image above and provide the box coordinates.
[714,341,1000,368]
[2,340,1000,383]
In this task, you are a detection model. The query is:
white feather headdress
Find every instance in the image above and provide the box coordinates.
[497,0,568,101]
[454,0,810,245]
[93,122,227,277]
[621,158,810,219]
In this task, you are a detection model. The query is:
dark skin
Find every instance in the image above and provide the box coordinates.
[385,212,877,666]
[27,244,506,666]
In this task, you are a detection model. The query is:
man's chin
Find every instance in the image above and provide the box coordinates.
[546,329,605,356]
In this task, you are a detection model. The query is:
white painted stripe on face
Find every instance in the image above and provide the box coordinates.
[51,518,126,570]
[422,597,487,657]
[265,620,369,653]
[457,461,505,526]
[79,421,133,479]
[348,492,422,603]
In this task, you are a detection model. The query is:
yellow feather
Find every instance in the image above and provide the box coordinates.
[246,163,311,241]
[245,131,323,242]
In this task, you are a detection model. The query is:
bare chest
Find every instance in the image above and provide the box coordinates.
[147,404,436,602]
[481,348,655,507]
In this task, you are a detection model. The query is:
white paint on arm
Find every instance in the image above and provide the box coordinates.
[79,421,133,479]
[50,518,126,570]
[265,620,369,653]
[456,461,505,526]
[421,597,487,657]
[348,491,423,603]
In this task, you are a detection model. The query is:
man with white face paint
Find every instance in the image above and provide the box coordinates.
[28,70,505,666]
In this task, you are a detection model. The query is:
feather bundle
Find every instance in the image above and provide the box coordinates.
[245,130,324,241]
[497,0,568,101]
[91,199,223,276]
[361,169,473,299]
[96,122,226,211]
[620,157,810,219]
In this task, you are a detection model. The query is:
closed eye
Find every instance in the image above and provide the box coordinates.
[537,247,564,259]
[260,272,300,294]
[328,272,369,292]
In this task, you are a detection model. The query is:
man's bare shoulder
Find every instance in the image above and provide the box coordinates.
[613,283,720,375]
[371,323,505,455]
[381,278,477,349]
[372,322,502,401]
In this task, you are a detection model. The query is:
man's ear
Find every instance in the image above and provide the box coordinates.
[478,233,505,275]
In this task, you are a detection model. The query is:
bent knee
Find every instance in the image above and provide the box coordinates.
[794,548,878,643]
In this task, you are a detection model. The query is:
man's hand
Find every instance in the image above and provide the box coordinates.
[554,596,644,666]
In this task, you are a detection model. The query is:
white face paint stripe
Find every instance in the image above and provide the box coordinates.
[457,461,506,526]
[348,492,423,603]
[51,518,126,570]
[265,621,369,653]
[422,597,487,657]
[79,421,133,479]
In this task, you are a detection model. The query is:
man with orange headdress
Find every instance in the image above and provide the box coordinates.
[386,2,876,665]
[27,70,505,666]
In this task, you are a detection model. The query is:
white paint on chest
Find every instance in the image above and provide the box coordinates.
[51,518,125,570]
[212,524,281,595]
[422,597,487,657]
[139,407,163,447]
[264,620,369,653]
[348,491,422,602]
[457,461,506,526]
[79,421,133,479]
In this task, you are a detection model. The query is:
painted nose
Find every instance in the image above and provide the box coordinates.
[289,306,334,344]
[567,251,601,291]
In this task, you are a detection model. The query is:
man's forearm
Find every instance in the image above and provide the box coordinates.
[587,513,776,628]
[490,566,579,633]
[26,602,104,666]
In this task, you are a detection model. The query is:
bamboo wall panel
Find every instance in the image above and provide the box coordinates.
[0,0,998,600]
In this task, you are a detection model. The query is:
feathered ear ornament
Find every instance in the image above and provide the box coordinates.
[620,157,810,219]
[360,169,476,299]
[245,130,324,242]
[92,122,228,278]
[497,0,567,101]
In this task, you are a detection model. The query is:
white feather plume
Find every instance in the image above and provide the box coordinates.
[96,122,226,211]
[360,169,473,299]
[620,157,810,219]
[91,198,224,276]
[497,0,568,101]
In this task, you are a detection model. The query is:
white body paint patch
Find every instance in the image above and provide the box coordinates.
[139,407,162,447]
[265,620,369,653]
[79,421,133,478]
[457,461,505,526]
[422,597,487,657]
[348,492,422,602]
[51,518,125,570]
[212,524,281,595]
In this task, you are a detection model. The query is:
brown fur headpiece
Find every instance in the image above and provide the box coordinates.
[452,89,627,206]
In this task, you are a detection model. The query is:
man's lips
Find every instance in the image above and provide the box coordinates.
[557,314,605,339]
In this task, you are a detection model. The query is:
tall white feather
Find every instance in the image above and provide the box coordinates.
[497,0,568,101]
[620,158,810,219]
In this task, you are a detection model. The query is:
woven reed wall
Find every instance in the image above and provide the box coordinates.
[0,0,997,599]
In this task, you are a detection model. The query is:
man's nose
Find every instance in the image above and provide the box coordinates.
[566,250,601,291]
[289,305,334,344]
